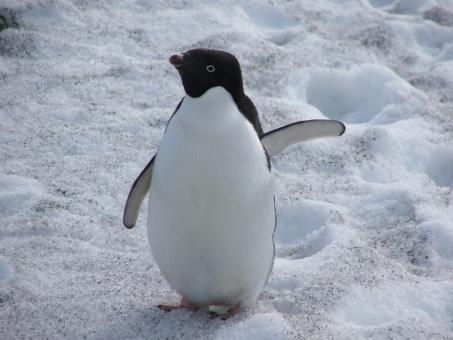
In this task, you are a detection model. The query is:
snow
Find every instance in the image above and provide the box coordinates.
[0,257,9,282]
[289,64,428,124]
[274,200,334,259]
[1,0,453,338]
[335,280,453,334]
[0,174,43,217]
[245,4,299,30]
[214,313,290,340]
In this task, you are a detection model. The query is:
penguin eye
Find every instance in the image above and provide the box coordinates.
[206,65,215,73]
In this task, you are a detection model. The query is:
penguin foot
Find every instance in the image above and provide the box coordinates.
[158,297,199,313]
[209,304,241,320]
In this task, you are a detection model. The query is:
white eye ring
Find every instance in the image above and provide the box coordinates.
[206,65,215,72]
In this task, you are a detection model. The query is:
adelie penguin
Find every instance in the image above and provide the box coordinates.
[123,48,345,319]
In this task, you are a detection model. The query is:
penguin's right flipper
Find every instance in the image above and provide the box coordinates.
[261,119,346,157]
[123,155,155,229]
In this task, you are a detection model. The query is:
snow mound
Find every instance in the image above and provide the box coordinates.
[214,313,290,340]
[288,64,426,124]
[0,174,43,217]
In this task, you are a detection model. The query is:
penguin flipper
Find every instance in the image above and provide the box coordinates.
[123,155,155,229]
[261,119,346,157]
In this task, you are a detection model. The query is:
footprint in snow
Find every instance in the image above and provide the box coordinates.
[287,64,427,124]
[275,200,335,260]
[390,20,453,63]
[244,3,301,46]
[245,3,298,30]
[358,127,453,189]
[413,22,453,61]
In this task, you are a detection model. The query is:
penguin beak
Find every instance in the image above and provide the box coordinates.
[169,54,185,68]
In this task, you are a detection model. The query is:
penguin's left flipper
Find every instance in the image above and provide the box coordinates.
[261,119,346,157]
[123,155,155,229]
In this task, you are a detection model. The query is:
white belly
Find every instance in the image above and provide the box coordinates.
[147,87,275,307]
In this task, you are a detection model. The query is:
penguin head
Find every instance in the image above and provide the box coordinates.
[169,48,244,99]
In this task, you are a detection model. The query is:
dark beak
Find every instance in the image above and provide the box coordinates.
[169,54,185,68]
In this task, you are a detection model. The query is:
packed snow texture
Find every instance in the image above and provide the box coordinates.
[1,0,453,339]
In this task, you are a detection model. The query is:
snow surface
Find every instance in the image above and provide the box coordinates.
[1,0,453,338]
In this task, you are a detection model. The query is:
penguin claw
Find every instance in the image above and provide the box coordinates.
[208,305,241,320]
[209,312,232,320]
[208,311,220,319]
[158,304,180,312]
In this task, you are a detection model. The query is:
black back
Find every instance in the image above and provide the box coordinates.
[235,92,263,136]
[173,48,263,136]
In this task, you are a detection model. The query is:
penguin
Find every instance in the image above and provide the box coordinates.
[123,48,345,318]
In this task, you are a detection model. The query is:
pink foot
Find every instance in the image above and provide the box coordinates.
[158,297,199,313]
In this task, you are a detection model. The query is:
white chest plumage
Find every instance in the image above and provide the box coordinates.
[147,87,275,307]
